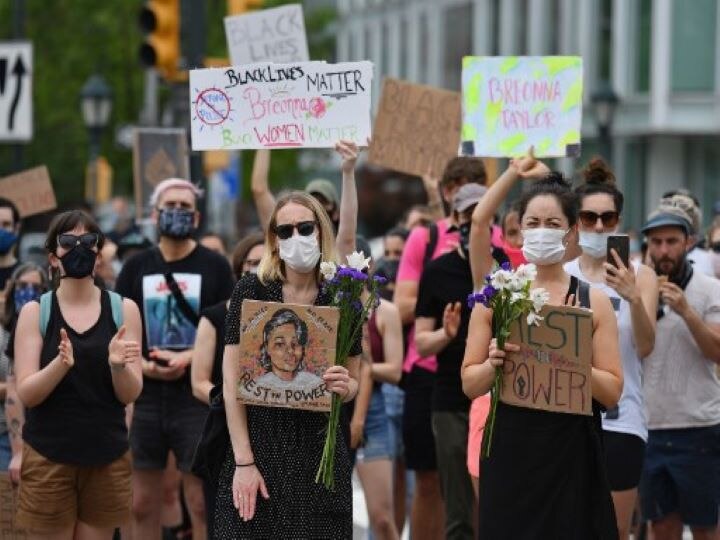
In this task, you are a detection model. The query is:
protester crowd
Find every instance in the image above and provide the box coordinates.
[1,140,720,540]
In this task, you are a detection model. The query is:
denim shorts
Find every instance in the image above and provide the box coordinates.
[0,431,10,471]
[357,386,393,462]
[641,424,720,527]
[382,383,405,459]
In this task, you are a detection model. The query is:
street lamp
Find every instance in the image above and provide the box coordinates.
[80,74,113,201]
[591,81,619,163]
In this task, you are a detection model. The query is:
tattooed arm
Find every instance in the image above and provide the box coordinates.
[6,368,24,484]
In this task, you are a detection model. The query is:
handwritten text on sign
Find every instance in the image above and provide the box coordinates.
[368,78,461,178]
[237,300,339,412]
[500,304,593,416]
[461,56,583,158]
[189,61,373,150]
[0,165,56,218]
[225,4,309,66]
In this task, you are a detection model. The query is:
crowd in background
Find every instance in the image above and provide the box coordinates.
[1,143,720,540]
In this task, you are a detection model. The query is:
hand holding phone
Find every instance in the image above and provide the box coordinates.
[606,235,630,269]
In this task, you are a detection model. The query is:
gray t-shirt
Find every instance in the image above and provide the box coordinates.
[644,272,720,429]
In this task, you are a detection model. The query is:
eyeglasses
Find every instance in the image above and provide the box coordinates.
[57,233,100,250]
[710,242,720,254]
[274,221,316,240]
[578,211,620,228]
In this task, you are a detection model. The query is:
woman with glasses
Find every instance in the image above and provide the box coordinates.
[12,210,143,538]
[565,158,658,539]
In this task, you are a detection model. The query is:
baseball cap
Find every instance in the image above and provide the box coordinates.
[452,183,487,213]
[641,210,693,236]
[305,179,339,207]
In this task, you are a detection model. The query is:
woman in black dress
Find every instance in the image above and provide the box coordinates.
[214,190,362,539]
[462,154,623,539]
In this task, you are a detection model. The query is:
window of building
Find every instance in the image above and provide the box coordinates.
[634,0,652,93]
[671,0,717,92]
[443,4,473,90]
[685,138,720,229]
[419,11,429,83]
[622,140,648,233]
[382,21,390,77]
[598,0,613,82]
[399,16,408,79]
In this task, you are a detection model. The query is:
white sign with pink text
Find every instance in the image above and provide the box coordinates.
[189,61,374,150]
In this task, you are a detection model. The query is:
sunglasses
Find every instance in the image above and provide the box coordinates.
[274,221,316,240]
[710,242,720,254]
[58,233,100,250]
[578,211,620,228]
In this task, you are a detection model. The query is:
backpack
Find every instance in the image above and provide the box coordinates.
[39,290,124,337]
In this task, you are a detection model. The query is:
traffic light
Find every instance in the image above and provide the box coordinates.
[227,0,264,15]
[139,0,180,80]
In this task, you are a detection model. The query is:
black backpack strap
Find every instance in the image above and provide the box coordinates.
[578,280,591,309]
[153,248,200,326]
[423,222,439,266]
[565,275,579,306]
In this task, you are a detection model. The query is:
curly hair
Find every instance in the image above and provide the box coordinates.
[258,308,309,373]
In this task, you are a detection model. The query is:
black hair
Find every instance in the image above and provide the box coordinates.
[0,197,20,227]
[385,227,409,242]
[518,172,578,226]
[45,210,105,254]
[574,157,624,214]
[259,308,309,373]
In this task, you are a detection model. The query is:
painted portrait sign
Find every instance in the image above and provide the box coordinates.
[236,300,339,411]
[500,304,593,416]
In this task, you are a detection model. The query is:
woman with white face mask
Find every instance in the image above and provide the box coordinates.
[564,158,658,540]
[214,145,363,539]
[462,150,623,539]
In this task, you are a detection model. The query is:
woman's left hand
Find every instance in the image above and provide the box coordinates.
[323,365,351,399]
[604,249,639,303]
[336,140,360,174]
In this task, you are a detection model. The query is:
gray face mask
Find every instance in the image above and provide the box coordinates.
[578,231,613,259]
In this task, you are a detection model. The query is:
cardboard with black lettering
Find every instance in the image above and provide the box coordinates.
[236,300,339,412]
[0,473,27,539]
[500,304,593,415]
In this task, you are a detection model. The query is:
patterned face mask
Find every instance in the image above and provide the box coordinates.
[158,208,195,239]
[14,283,43,312]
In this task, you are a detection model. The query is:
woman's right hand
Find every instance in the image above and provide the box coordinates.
[232,464,270,522]
[487,338,520,368]
[9,452,21,485]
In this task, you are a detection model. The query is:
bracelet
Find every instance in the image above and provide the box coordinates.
[235,461,255,468]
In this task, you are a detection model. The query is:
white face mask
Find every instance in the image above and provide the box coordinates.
[578,231,613,259]
[278,234,321,273]
[522,228,568,265]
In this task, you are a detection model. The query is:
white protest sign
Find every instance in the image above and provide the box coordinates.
[189,61,373,150]
[461,56,583,158]
[225,4,309,65]
[0,42,32,142]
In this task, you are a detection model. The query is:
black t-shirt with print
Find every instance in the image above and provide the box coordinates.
[415,249,475,413]
[115,244,234,393]
[0,261,19,291]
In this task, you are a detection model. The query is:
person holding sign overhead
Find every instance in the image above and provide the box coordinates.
[565,159,658,540]
[462,151,622,539]
[214,149,363,538]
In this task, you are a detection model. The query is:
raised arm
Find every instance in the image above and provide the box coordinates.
[422,169,446,222]
[335,140,360,261]
[250,149,276,232]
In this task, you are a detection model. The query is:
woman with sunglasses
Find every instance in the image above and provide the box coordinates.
[462,151,622,539]
[214,189,363,539]
[1,263,48,479]
[565,158,658,540]
[12,210,143,538]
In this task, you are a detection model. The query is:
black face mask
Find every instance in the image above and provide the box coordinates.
[459,222,471,255]
[59,244,97,279]
[158,208,195,239]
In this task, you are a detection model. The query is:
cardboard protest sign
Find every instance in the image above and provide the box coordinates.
[461,56,583,158]
[189,61,374,150]
[0,473,27,539]
[236,300,339,411]
[368,78,461,178]
[0,166,56,218]
[225,4,309,66]
[500,304,593,415]
[132,128,190,220]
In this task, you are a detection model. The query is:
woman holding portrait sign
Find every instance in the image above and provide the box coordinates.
[462,152,623,539]
[214,143,363,539]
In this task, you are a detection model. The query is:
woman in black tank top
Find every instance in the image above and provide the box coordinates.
[12,211,143,536]
[462,154,623,539]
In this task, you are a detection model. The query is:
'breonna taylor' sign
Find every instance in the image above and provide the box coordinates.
[189,61,373,150]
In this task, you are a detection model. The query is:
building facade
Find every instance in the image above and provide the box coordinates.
[336,0,720,232]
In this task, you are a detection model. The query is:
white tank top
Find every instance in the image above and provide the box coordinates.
[564,258,647,441]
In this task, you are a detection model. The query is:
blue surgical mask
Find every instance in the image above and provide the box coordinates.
[0,229,18,255]
[158,208,195,239]
[14,284,43,313]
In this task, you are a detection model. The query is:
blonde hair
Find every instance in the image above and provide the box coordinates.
[257,191,338,284]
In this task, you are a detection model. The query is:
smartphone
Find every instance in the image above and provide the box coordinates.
[150,357,171,367]
[607,235,630,268]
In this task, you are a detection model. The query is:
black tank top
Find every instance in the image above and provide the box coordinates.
[23,289,128,465]
[201,300,227,387]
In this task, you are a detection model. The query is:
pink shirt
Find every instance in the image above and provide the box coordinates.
[397,218,459,373]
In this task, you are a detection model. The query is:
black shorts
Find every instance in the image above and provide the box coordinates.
[130,381,208,473]
[402,366,436,471]
[603,430,646,491]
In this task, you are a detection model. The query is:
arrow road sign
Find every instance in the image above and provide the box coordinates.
[0,42,32,142]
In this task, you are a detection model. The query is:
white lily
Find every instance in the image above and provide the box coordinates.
[346,251,371,272]
[515,263,537,284]
[529,288,550,313]
[510,292,526,304]
[320,261,337,281]
[527,311,544,326]
[491,269,513,290]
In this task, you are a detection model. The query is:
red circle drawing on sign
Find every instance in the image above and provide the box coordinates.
[195,88,231,126]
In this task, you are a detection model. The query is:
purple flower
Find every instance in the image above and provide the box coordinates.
[501,261,511,271]
[373,275,387,285]
[482,285,498,300]
[337,267,355,278]
[467,293,487,309]
[351,300,363,312]
[352,270,368,281]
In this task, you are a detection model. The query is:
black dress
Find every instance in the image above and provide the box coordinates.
[478,277,618,540]
[213,274,361,539]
